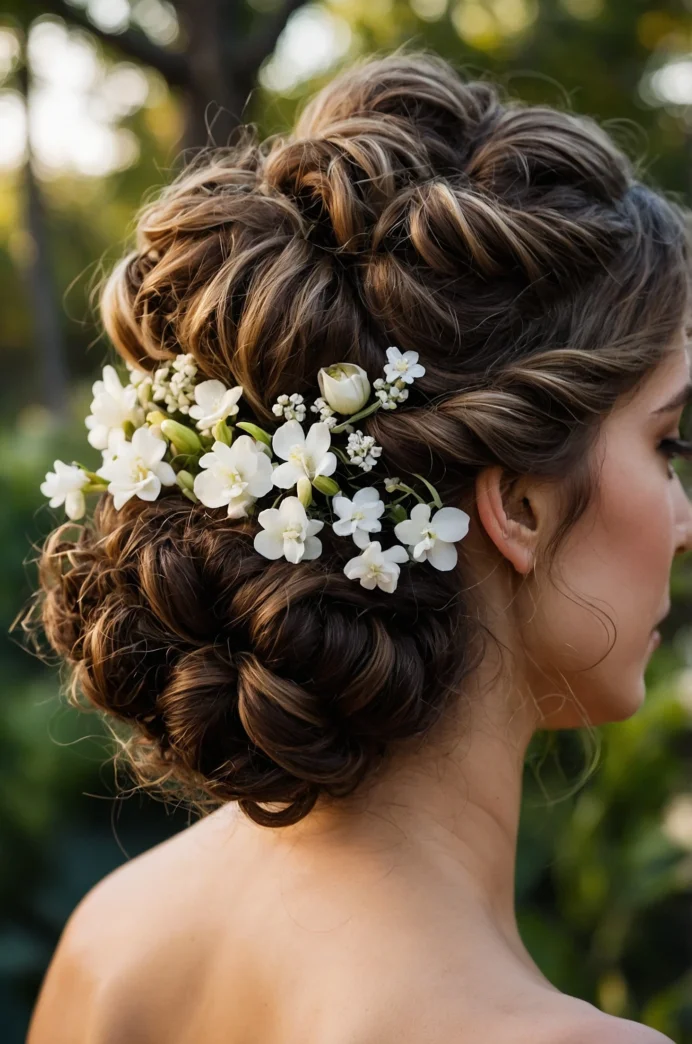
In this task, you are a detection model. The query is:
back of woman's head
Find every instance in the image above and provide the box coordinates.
[32,53,691,827]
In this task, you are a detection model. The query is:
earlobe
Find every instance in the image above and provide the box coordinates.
[475,466,537,575]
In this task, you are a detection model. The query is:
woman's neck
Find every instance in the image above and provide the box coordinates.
[272,656,544,981]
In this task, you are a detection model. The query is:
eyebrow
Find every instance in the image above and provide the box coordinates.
[653,381,692,415]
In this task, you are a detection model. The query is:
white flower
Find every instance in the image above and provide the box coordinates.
[151,353,198,414]
[193,436,274,519]
[345,430,382,472]
[101,427,127,464]
[332,487,385,549]
[96,426,176,510]
[373,376,409,410]
[317,363,371,415]
[384,476,400,493]
[310,396,337,428]
[125,363,151,388]
[188,380,243,433]
[271,420,337,489]
[40,461,89,520]
[343,540,410,593]
[394,503,470,571]
[383,347,426,385]
[272,393,307,423]
[254,495,324,564]
[85,365,143,450]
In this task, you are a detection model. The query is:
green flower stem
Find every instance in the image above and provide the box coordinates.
[72,464,102,483]
[82,481,108,494]
[330,399,383,434]
[394,481,426,504]
[412,472,443,509]
[332,446,353,467]
[169,453,197,471]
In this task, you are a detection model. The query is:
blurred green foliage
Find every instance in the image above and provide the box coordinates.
[2,0,692,1041]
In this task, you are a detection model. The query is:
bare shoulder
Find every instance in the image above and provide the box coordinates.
[370,978,676,1044]
[27,809,236,1044]
[568,1017,675,1043]
[26,864,133,1044]
[534,1007,675,1044]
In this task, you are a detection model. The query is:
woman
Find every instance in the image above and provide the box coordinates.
[26,52,692,1043]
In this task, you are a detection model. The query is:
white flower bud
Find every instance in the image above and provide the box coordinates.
[317,363,371,416]
[297,476,313,508]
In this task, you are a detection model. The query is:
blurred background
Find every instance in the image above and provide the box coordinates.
[2,0,692,1040]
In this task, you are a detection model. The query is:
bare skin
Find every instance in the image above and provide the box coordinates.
[27,343,692,1044]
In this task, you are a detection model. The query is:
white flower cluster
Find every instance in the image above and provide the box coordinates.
[309,396,337,428]
[272,393,306,423]
[346,430,382,472]
[372,346,425,409]
[41,345,471,593]
[151,353,198,414]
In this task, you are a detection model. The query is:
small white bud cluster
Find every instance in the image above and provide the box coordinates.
[310,396,338,429]
[272,393,306,422]
[373,377,410,410]
[125,364,151,389]
[346,430,383,472]
[152,353,198,414]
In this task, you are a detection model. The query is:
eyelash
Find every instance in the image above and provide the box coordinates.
[659,438,692,471]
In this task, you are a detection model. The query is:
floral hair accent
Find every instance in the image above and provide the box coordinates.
[40,347,470,593]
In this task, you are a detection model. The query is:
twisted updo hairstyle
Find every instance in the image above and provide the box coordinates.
[31,53,691,827]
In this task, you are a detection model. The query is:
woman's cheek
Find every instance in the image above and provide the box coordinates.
[597,447,675,627]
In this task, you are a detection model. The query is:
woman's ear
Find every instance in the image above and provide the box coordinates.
[475,466,542,575]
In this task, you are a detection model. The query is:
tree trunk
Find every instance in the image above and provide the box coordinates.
[17,47,69,418]
[177,0,249,151]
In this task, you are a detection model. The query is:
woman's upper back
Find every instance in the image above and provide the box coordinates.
[27,805,672,1044]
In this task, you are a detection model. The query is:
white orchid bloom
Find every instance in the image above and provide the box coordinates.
[343,540,410,593]
[317,363,371,415]
[332,487,385,549]
[383,347,426,385]
[96,426,176,510]
[271,420,337,489]
[394,503,470,570]
[40,461,89,520]
[188,380,243,433]
[101,427,127,464]
[253,495,324,564]
[85,365,143,450]
[193,436,274,519]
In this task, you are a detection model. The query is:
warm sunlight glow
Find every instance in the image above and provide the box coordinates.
[0,19,154,177]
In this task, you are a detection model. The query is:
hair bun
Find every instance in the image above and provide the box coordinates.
[29,53,689,829]
[34,496,467,827]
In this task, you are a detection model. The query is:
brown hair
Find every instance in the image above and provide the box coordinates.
[29,53,691,827]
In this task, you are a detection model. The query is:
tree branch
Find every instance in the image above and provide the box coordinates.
[42,0,190,88]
